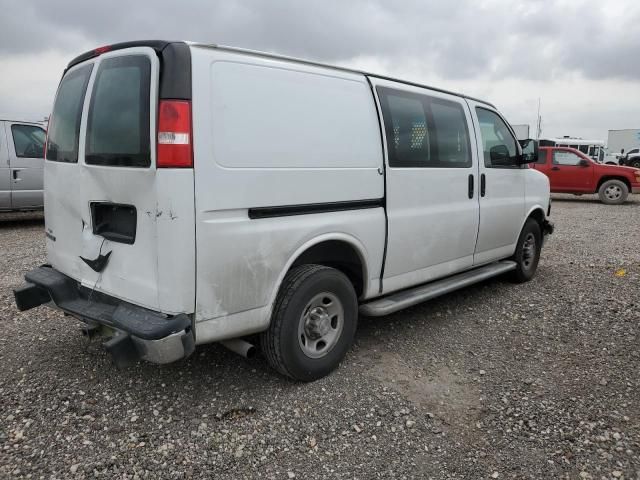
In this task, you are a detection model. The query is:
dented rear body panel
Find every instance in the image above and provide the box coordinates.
[44,46,196,315]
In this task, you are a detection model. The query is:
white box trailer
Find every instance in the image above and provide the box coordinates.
[607,129,640,155]
[510,124,530,141]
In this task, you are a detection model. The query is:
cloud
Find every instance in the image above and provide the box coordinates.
[2,0,638,80]
[0,0,638,139]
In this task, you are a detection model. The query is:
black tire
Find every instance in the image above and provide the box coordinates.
[510,218,542,283]
[630,159,640,169]
[598,179,628,205]
[260,264,358,381]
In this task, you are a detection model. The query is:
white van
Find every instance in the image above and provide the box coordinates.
[14,41,553,381]
[0,118,46,211]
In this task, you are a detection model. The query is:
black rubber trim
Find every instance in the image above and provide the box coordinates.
[66,41,192,100]
[67,41,169,69]
[20,266,190,340]
[248,199,383,219]
[366,76,389,294]
[158,42,192,100]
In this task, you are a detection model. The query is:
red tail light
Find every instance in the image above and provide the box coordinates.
[157,100,193,168]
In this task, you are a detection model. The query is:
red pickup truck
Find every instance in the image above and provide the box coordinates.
[533,147,640,204]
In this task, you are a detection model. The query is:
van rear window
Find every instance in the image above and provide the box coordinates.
[46,64,93,163]
[86,56,151,167]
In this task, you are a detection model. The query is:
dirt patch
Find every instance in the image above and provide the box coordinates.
[367,351,482,435]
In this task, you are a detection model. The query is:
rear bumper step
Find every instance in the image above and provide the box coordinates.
[14,266,195,364]
[360,260,517,317]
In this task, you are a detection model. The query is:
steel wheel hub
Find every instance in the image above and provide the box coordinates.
[298,292,344,359]
[605,185,622,200]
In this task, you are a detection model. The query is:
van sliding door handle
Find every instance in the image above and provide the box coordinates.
[480,173,486,197]
[468,174,474,199]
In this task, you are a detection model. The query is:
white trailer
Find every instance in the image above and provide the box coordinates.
[607,129,640,162]
[510,124,530,140]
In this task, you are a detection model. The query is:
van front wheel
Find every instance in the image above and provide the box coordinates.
[260,264,358,381]
[510,218,542,283]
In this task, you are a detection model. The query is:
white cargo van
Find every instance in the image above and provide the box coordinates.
[14,41,553,381]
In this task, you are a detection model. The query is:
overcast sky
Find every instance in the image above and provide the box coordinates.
[0,0,638,142]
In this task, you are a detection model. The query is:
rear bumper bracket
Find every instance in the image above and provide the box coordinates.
[14,266,194,365]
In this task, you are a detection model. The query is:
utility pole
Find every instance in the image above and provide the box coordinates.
[535,98,542,140]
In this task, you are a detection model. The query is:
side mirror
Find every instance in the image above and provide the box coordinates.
[518,139,539,164]
[490,144,511,165]
[578,159,590,167]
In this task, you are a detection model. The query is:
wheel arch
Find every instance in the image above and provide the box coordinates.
[522,205,546,233]
[266,233,370,318]
[596,176,631,192]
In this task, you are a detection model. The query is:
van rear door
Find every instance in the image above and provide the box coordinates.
[44,45,195,315]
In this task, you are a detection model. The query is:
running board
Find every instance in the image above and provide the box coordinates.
[360,261,517,317]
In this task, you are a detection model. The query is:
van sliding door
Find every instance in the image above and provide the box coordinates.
[371,78,480,294]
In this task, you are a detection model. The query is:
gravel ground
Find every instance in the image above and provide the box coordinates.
[1,195,639,479]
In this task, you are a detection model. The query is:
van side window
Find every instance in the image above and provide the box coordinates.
[86,55,151,167]
[11,125,46,158]
[377,87,471,168]
[475,108,519,168]
[430,100,471,167]
[553,151,583,166]
[46,64,93,163]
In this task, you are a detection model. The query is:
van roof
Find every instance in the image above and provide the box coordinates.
[0,117,45,125]
[67,40,496,109]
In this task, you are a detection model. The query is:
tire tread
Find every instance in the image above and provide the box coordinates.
[260,264,333,379]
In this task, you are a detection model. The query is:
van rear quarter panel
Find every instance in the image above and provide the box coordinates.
[190,47,385,343]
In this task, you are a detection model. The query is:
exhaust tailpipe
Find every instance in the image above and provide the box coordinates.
[220,338,256,358]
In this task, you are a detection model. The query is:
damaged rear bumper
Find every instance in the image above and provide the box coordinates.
[14,266,195,366]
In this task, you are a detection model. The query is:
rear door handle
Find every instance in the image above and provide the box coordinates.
[551,166,560,171]
[480,173,486,197]
[468,174,474,199]
[12,170,22,181]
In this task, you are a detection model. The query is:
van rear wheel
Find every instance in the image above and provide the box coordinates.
[260,264,357,381]
[510,218,542,283]
[598,179,628,205]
